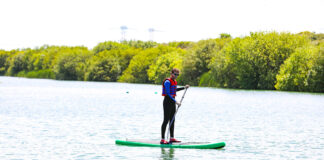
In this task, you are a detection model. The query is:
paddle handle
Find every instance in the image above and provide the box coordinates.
[178,87,188,107]
[167,87,188,141]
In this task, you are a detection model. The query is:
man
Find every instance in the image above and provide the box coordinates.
[161,68,189,144]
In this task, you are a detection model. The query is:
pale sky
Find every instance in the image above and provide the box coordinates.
[0,0,323,50]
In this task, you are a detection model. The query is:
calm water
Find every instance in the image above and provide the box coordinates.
[0,76,323,159]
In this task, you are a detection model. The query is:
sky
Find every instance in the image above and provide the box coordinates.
[0,0,323,50]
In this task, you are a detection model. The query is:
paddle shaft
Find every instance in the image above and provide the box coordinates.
[167,87,188,141]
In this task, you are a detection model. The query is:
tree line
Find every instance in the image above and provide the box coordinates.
[0,31,323,92]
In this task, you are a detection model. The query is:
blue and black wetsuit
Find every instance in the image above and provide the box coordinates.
[161,79,185,139]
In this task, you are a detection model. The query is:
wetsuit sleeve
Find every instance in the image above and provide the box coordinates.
[176,87,185,91]
[164,80,176,102]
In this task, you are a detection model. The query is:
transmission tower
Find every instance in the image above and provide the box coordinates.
[148,28,163,41]
[120,25,128,42]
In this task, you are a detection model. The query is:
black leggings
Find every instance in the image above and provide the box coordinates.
[161,96,176,139]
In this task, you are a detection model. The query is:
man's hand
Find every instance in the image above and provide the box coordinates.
[185,85,190,89]
[176,101,181,106]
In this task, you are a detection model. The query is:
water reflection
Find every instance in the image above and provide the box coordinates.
[160,148,175,160]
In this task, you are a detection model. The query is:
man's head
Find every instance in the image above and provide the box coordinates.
[170,68,180,79]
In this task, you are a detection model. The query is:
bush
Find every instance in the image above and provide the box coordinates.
[275,44,324,92]
[17,69,55,79]
[182,38,231,86]
[54,47,92,80]
[0,50,11,75]
[209,32,310,89]
[119,45,178,83]
[93,41,129,54]
[7,52,29,76]
[147,49,186,84]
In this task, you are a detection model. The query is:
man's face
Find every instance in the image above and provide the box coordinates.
[171,71,179,79]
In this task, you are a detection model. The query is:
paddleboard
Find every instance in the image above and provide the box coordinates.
[115,139,225,149]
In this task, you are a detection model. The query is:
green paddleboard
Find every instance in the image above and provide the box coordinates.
[115,139,225,149]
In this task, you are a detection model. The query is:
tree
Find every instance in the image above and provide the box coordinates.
[220,33,231,39]
[275,44,324,92]
[85,55,121,81]
[121,40,157,49]
[167,41,194,49]
[54,47,92,80]
[85,48,140,81]
[0,50,11,75]
[182,38,231,86]
[209,32,310,89]
[7,51,28,76]
[119,45,179,83]
[93,41,129,54]
[147,49,186,84]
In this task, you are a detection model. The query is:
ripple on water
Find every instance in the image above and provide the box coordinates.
[0,77,323,159]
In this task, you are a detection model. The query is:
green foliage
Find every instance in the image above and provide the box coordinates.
[209,32,310,89]
[275,44,324,92]
[54,47,92,80]
[147,49,186,84]
[119,45,179,83]
[199,72,218,87]
[85,55,121,81]
[92,40,156,56]
[121,40,158,49]
[7,51,29,76]
[1,31,323,92]
[167,41,194,49]
[298,31,324,41]
[85,48,140,81]
[182,38,231,86]
[17,69,55,79]
[28,53,45,71]
[0,50,12,75]
[220,33,232,39]
[93,41,129,54]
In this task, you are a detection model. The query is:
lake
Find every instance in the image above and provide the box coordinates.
[0,76,323,159]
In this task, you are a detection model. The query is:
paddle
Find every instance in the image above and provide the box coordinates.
[166,87,188,143]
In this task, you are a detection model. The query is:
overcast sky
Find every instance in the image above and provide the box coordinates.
[0,0,323,50]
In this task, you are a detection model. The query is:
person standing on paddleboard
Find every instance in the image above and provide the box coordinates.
[161,68,189,144]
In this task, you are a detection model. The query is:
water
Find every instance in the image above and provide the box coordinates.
[0,76,323,159]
